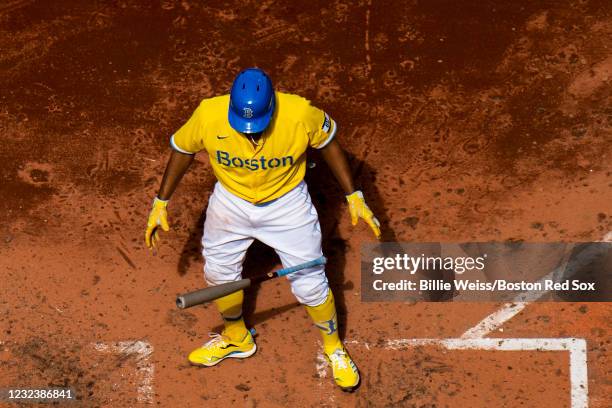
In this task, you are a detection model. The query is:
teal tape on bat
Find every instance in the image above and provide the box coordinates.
[276,256,327,277]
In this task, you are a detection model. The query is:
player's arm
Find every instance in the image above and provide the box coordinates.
[145,150,195,249]
[319,139,354,194]
[319,139,381,239]
[145,103,206,249]
[158,150,195,200]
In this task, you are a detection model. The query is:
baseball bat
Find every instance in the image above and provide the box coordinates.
[176,256,327,309]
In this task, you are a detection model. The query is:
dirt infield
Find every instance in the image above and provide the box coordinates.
[1,0,611,407]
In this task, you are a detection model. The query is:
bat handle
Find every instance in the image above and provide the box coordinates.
[276,256,327,277]
[176,278,252,309]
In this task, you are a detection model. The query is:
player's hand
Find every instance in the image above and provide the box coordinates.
[145,197,170,249]
[346,190,381,239]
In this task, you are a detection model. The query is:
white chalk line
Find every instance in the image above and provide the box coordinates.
[464,234,610,338]
[325,235,609,404]
[342,337,588,408]
[461,302,528,339]
[454,236,609,407]
[315,351,328,379]
[461,245,576,338]
[315,342,338,406]
[93,340,154,404]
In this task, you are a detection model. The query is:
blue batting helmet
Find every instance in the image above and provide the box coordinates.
[228,68,275,134]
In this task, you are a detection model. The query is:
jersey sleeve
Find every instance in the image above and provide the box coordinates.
[170,102,207,154]
[302,102,337,149]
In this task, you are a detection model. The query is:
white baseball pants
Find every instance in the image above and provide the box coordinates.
[202,181,329,306]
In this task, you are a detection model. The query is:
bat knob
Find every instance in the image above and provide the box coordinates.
[176,296,186,309]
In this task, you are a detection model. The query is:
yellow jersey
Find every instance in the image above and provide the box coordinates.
[171,92,337,204]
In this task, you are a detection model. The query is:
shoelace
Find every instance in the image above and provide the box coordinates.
[202,332,228,348]
[328,349,349,370]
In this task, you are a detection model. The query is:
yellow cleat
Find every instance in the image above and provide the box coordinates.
[188,330,256,367]
[325,347,360,391]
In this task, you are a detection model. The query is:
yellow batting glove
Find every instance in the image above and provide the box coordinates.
[145,197,170,249]
[346,190,381,239]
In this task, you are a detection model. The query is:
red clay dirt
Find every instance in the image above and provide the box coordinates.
[1,1,611,407]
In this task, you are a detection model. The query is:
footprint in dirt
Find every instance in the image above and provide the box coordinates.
[17,162,53,185]
[165,309,198,331]
[3,337,136,406]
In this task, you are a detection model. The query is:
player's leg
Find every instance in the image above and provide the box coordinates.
[188,183,256,366]
[254,182,360,390]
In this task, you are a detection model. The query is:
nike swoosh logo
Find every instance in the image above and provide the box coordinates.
[220,343,239,350]
[217,135,228,139]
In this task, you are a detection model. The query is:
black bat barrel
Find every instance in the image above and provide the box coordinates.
[176,278,252,309]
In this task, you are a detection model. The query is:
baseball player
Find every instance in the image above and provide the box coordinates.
[145,68,380,391]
